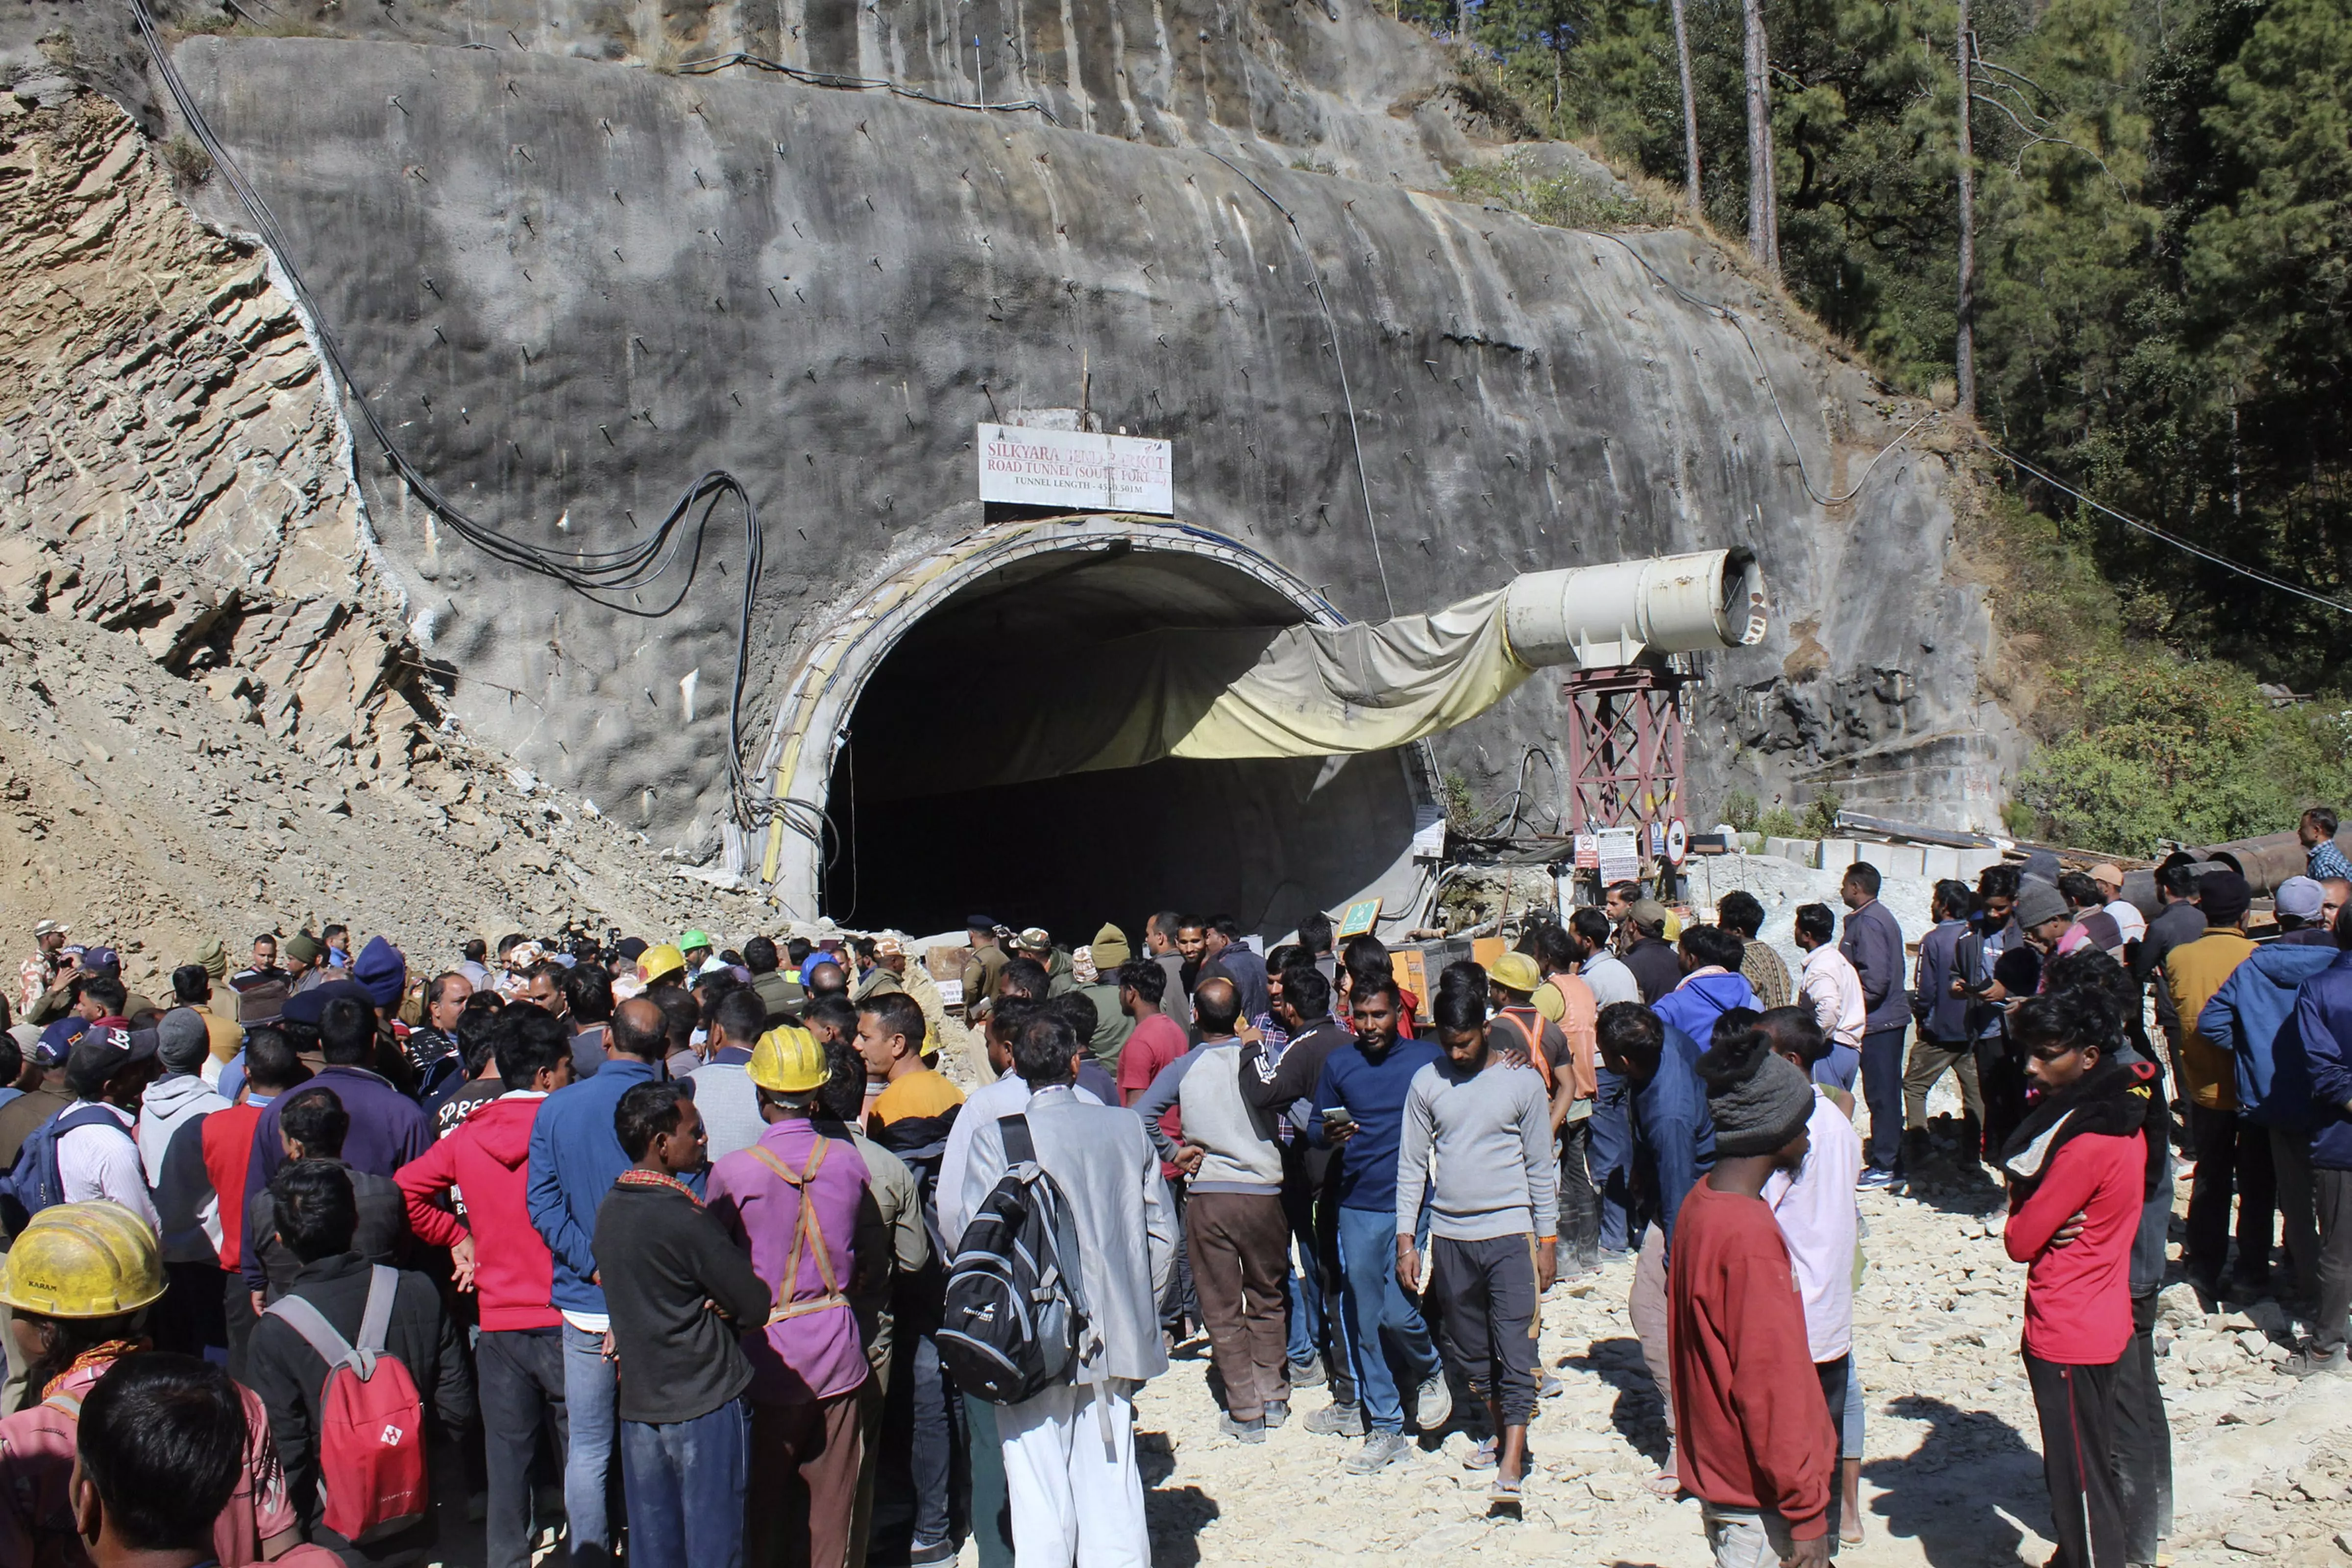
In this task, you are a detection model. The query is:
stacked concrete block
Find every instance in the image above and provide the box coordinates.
[1858,843,1928,879]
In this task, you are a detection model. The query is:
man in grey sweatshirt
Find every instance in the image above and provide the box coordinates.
[1135,978,1292,1441]
[1396,964,1559,1500]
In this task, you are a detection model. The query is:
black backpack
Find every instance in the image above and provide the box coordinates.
[935,1114,1097,1405]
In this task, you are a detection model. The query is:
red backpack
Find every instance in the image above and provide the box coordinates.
[264,1266,430,1543]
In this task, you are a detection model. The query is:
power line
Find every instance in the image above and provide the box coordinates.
[1980,439,2352,619]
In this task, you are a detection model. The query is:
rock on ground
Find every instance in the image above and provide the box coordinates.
[1114,1159,2352,1568]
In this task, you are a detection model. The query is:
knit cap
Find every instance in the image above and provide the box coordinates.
[353,935,408,1009]
[1090,923,1132,968]
[2197,870,2252,928]
[194,938,228,981]
[2013,880,2069,931]
[1695,1027,1815,1158]
[157,1008,212,1074]
[284,932,324,966]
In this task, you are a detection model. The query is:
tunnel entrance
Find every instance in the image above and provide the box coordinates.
[816,538,1425,939]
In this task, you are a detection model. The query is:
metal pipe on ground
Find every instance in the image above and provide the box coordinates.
[2188,829,2352,898]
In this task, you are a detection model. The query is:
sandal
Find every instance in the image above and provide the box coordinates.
[1643,1468,1682,1497]
[1463,1437,1499,1471]
[1488,1470,1526,1505]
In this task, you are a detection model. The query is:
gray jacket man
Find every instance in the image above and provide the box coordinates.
[958,1012,1176,1568]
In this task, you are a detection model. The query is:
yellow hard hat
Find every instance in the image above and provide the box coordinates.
[0,1200,167,1318]
[748,1024,828,1094]
[638,943,686,985]
[1489,951,1543,995]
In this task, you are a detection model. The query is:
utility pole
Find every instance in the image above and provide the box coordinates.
[1742,0,1778,273]
[1668,0,1703,222]
[1955,0,1977,415]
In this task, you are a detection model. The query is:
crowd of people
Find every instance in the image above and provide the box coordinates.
[0,816,2347,1568]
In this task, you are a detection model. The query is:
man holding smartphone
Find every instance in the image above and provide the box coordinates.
[1311,973,1447,1472]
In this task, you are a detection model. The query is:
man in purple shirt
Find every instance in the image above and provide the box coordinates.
[243,991,429,1245]
[707,1026,888,1568]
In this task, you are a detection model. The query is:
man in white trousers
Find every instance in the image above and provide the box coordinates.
[959,1010,1177,1567]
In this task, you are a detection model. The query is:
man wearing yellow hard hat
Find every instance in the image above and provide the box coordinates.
[0,1200,301,1561]
[706,1023,876,1568]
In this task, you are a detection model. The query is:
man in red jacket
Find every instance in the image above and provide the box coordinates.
[2000,988,2160,1568]
[1672,1018,1835,1566]
[395,1008,573,1568]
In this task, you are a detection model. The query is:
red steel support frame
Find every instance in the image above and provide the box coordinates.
[1563,662,1691,842]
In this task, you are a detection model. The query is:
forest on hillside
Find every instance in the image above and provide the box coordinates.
[1426,0,2352,850]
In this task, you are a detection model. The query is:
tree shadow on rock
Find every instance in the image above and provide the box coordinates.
[1863,1394,2046,1568]
[1139,1429,1219,1568]
[1556,1335,1670,1467]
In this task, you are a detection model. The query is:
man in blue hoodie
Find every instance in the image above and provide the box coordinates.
[2201,932,2339,1316]
[526,995,685,1568]
[2286,908,2352,1376]
[1651,926,1759,1051]
[1310,973,1447,1472]
[1598,1000,1716,1494]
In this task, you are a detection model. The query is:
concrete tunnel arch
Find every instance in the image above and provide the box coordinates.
[751,516,1443,938]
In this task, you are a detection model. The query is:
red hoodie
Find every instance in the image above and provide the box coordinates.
[2003,1130,2142,1364]
[394,1093,560,1331]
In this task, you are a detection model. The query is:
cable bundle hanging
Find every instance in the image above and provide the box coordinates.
[129,0,780,832]
[676,51,1060,122]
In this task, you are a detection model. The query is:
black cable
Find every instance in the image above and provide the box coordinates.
[131,0,776,828]
[1203,150,1395,616]
[676,51,1060,123]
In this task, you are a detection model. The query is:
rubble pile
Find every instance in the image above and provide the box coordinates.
[0,93,766,985]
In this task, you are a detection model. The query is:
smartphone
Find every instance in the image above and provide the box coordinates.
[1321,1104,1356,1131]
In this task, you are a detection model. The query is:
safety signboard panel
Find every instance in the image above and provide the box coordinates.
[977,423,1174,514]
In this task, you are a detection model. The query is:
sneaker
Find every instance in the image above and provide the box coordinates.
[1413,1373,1454,1432]
[1346,1430,1413,1474]
[2280,1346,2350,1377]
[1856,1168,1898,1191]
[908,1540,956,1566]
[1463,1436,1499,1471]
[1219,1413,1268,1444]
[1305,1402,1366,1437]
[1263,1399,1291,1429]
[1288,1357,1326,1389]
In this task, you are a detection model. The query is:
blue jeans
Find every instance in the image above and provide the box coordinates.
[881,1330,960,1547]
[1335,1204,1438,1434]
[560,1322,618,1567]
[1286,1265,1318,1367]
[621,1396,750,1568]
[1589,1065,1633,1251]
[477,1328,566,1568]
[1860,1027,1907,1172]
[1813,1043,1860,1093]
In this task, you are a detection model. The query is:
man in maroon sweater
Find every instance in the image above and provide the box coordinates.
[1672,1019,1836,1566]
[2000,988,2161,1568]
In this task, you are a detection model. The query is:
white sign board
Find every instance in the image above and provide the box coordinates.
[1595,827,1642,886]
[977,423,1173,514]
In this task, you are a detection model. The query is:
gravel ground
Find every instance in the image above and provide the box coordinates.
[1116,1139,2352,1568]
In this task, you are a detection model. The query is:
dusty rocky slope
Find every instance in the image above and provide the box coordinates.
[0,91,766,987]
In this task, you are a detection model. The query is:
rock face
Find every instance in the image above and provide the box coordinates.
[0,92,773,962]
[4,0,2019,931]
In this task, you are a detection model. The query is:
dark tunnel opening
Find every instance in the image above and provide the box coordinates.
[820,546,1422,939]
